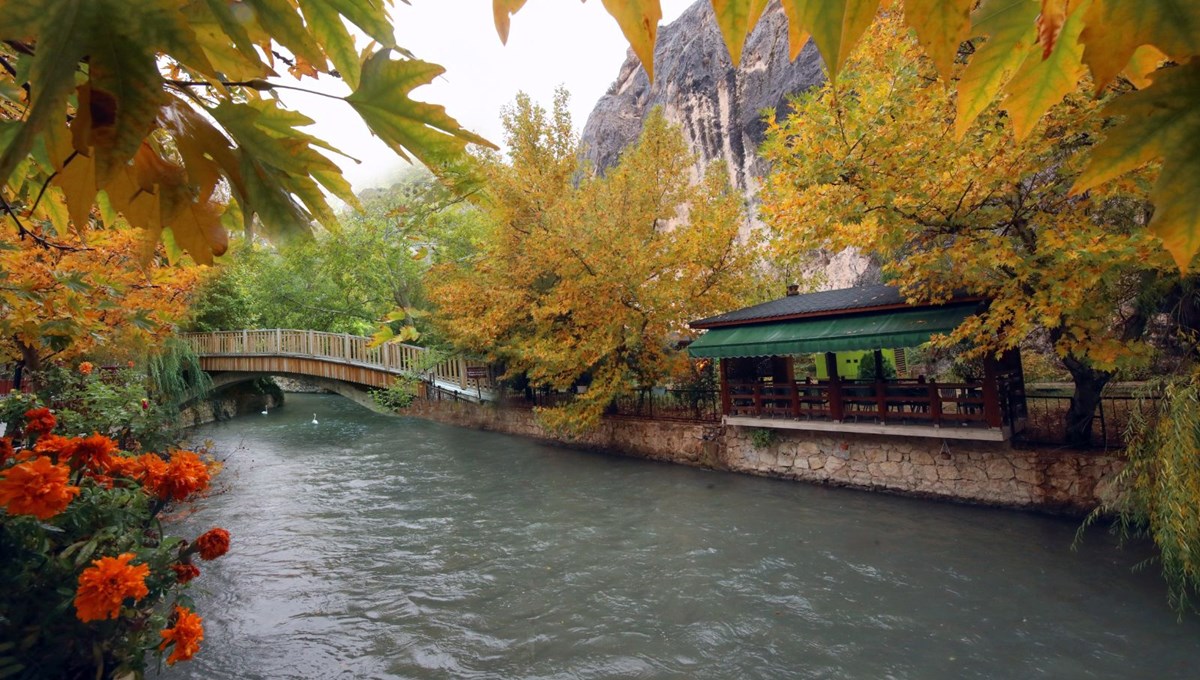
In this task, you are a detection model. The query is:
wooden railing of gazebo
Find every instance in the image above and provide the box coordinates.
[721,367,1028,430]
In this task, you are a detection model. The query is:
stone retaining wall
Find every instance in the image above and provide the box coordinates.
[403,399,1123,515]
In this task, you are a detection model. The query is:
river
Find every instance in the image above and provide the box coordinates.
[163,393,1200,679]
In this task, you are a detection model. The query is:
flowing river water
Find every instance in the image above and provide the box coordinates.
[164,393,1200,679]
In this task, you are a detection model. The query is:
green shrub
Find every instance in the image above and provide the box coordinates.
[371,377,419,411]
[750,428,777,449]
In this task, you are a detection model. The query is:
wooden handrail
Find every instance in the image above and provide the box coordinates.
[181,330,489,390]
[723,378,1004,428]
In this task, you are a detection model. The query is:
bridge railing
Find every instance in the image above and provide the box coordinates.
[183,330,488,391]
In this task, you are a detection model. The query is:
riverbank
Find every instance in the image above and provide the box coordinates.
[402,397,1122,515]
[179,381,284,427]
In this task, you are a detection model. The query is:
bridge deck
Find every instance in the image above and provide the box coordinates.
[184,330,496,402]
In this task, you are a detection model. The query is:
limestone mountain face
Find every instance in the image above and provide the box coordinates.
[579,0,875,290]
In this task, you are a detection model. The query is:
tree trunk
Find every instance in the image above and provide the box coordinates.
[16,341,41,391]
[1061,354,1111,448]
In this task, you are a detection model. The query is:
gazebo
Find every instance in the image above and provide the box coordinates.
[687,285,1027,441]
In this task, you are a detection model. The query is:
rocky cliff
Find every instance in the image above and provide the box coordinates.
[580,0,876,289]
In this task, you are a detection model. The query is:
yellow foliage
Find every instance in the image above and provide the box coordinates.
[760,16,1169,372]
[498,0,1200,269]
[430,92,758,431]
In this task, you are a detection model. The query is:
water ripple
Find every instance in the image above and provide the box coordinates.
[165,394,1200,680]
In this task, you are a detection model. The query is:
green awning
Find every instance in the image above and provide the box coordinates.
[687,305,976,358]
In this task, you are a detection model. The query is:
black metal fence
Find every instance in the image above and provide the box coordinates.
[610,388,721,422]
[1016,394,1153,450]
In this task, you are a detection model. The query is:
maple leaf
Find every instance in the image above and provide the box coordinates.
[492,0,529,45]
[779,0,881,79]
[345,51,496,168]
[0,0,94,189]
[711,0,770,67]
[1001,0,1087,140]
[1080,0,1200,90]
[955,0,1040,138]
[598,0,664,81]
[903,0,975,79]
[1073,61,1200,270]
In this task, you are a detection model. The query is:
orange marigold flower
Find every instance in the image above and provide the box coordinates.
[171,562,200,583]
[78,361,94,375]
[0,456,80,519]
[194,528,230,561]
[145,451,210,502]
[23,407,56,438]
[159,606,204,664]
[0,437,13,465]
[73,553,150,622]
[68,433,118,471]
[106,454,144,480]
[33,433,73,462]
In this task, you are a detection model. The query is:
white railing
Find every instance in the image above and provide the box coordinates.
[182,330,487,392]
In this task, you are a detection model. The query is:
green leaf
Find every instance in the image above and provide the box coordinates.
[0,0,94,187]
[86,45,169,184]
[955,0,1040,138]
[345,51,495,168]
[1000,0,1087,140]
[780,0,881,80]
[902,0,975,79]
[711,0,770,67]
[308,0,396,49]
[194,0,270,78]
[599,0,663,81]
[243,0,327,68]
[300,0,363,89]
[1072,61,1200,270]
[55,272,92,294]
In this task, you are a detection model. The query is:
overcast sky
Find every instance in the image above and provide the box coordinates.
[278,0,696,191]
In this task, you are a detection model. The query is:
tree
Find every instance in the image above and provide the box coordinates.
[501,0,1200,271]
[0,0,490,266]
[0,225,201,376]
[429,92,758,431]
[188,169,486,342]
[760,15,1172,446]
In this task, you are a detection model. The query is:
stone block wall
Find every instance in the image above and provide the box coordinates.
[402,399,1122,515]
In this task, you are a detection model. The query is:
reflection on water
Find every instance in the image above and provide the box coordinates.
[165,394,1199,679]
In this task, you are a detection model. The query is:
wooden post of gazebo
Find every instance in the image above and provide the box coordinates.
[982,357,1002,429]
[873,349,887,421]
[719,359,732,415]
[825,352,844,422]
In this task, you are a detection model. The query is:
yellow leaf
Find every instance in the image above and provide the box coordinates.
[599,0,663,81]
[778,1,812,60]
[1121,45,1168,89]
[903,0,975,79]
[956,0,1040,138]
[1080,0,1200,91]
[53,149,97,236]
[1073,61,1200,270]
[711,0,770,67]
[492,0,528,45]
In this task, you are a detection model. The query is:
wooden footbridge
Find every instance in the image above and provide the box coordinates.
[183,330,496,402]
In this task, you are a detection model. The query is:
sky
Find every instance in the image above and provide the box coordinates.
[277,0,696,192]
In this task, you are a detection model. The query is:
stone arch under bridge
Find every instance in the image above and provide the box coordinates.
[202,371,383,413]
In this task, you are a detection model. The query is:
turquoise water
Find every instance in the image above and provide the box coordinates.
[164,393,1200,679]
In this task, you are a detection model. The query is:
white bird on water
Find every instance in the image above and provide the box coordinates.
[311,413,319,425]
[261,406,268,415]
